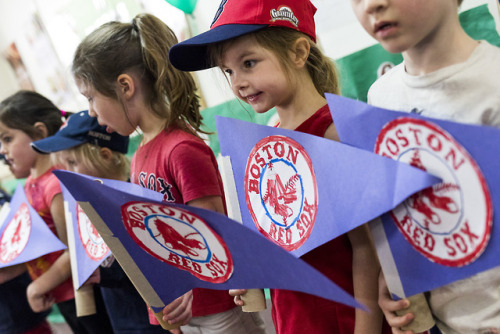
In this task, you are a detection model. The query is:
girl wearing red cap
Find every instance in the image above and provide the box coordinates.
[169,0,390,333]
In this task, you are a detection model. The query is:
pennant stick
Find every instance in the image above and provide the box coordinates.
[218,155,266,312]
[64,201,97,316]
[78,202,181,329]
[395,293,435,332]
[75,285,96,317]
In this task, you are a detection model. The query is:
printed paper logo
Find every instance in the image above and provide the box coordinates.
[0,203,31,263]
[77,204,109,261]
[122,202,233,283]
[245,135,318,251]
[375,118,492,266]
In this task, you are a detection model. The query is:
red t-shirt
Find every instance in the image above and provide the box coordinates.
[131,127,235,317]
[24,167,74,303]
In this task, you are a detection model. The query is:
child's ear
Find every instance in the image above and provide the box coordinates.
[116,74,135,100]
[99,147,113,161]
[33,122,48,140]
[291,37,311,69]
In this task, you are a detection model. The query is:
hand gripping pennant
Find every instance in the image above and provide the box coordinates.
[326,93,500,298]
[0,184,66,268]
[53,170,365,313]
[215,115,440,258]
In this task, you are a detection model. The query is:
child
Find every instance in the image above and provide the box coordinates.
[169,0,389,333]
[31,109,173,333]
[349,0,500,332]
[0,90,113,333]
[71,13,266,334]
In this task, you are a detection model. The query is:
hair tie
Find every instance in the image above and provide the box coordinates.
[131,19,139,32]
[60,110,67,117]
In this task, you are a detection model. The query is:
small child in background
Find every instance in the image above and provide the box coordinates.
[0,90,113,333]
[31,110,170,333]
[71,12,266,334]
[349,0,500,332]
[169,0,389,333]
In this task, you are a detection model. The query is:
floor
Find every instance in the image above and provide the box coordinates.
[49,299,276,333]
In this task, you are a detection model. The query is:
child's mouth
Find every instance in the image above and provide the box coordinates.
[375,22,397,33]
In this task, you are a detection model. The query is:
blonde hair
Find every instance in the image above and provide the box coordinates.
[210,27,340,96]
[54,143,130,181]
[72,13,205,135]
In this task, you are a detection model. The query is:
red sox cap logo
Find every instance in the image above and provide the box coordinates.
[0,203,31,263]
[375,118,492,266]
[77,204,109,261]
[122,202,233,283]
[245,135,318,251]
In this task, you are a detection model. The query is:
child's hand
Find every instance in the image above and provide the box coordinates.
[83,267,101,285]
[162,290,193,326]
[378,272,415,334]
[26,281,55,312]
[228,289,247,306]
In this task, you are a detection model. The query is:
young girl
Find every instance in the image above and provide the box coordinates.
[71,13,266,334]
[169,0,390,333]
[0,90,113,333]
[32,109,172,333]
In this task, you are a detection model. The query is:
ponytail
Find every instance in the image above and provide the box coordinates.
[72,13,205,135]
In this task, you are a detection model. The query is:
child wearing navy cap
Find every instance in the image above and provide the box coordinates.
[170,0,390,333]
[32,110,173,333]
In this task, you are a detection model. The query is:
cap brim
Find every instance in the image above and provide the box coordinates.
[31,136,85,154]
[169,24,267,72]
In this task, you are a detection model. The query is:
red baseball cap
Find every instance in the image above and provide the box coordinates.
[169,0,317,71]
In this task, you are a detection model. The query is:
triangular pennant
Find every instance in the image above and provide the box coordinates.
[53,170,364,313]
[0,184,67,268]
[326,93,500,297]
[215,115,440,257]
[62,183,112,289]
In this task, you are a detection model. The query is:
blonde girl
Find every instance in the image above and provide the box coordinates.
[169,0,391,333]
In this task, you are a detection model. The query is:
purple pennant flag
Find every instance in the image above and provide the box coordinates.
[326,93,500,298]
[0,184,67,268]
[215,116,441,258]
[61,183,112,288]
[53,170,365,313]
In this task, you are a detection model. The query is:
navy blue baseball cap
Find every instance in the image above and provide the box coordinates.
[169,0,317,72]
[31,110,129,154]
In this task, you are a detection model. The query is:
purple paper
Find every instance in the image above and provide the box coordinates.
[0,184,66,268]
[215,116,440,258]
[61,183,111,288]
[54,170,365,313]
[327,93,500,297]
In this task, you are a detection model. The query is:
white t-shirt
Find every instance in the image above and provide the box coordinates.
[369,41,500,333]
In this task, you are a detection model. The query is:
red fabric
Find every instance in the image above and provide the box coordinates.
[24,167,74,303]
[272,105,392,334]
[25,321,52,334]
[131,128,235,317]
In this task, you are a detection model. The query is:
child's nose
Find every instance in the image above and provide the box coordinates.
[364,0,388,13]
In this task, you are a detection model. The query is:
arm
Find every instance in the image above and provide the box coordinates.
[0,264,27,284]
[27,193,72,312]
[348,224,385,334]
[160,195,224,325]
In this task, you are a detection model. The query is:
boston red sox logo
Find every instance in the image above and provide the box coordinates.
[375,118,492,266]
[122,202,233,283]
[0,203,31,263]
[245,135,318,251]
[77,204,109,261]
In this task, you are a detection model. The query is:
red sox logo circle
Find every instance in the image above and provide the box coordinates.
[245,135,318,251]
[375,118,492,266]
[0,203,31,263]
[77,204,109,261]
[122,202,233,283]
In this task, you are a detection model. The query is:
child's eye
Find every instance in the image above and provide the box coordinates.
[243,60,256,68]
[66,159,76,166]
[2,136,11,144]
[224,69,233,76]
